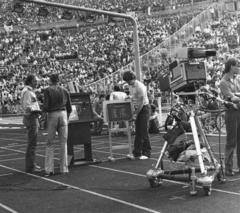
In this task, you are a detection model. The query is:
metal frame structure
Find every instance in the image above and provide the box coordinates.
[16,0,142,81]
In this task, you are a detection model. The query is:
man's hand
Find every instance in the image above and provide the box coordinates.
[231,96,240,103]
[40,113,47,129]
[130,114,137,122]
[125,95,132,101]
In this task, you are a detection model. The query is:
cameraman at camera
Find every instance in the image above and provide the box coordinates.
[219,57,240,176]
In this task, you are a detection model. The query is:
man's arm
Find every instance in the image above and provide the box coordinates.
[22,91,35,113]
[92,101,101,118]
[134,95,144,116]
[220,81,240,103]
[41,89,49,128]
[42,88,49,113]
[109,92,114,101]
[66,91,72,120]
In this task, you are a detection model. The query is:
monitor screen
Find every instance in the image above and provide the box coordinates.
[107,102,132,122]
[170,65,182,83]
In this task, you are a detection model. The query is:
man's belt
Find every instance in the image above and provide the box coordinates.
[49,108,66,112]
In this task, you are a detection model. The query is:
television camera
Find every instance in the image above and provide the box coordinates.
[167,48,216,93]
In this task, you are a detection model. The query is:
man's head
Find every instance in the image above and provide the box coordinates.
[99,94,105,102]
[122,70,136,86]
[224,57,239,75]
[25,74,38,89]
[150,104,156,113]
[113,85,121,92]
[49,74,60,84]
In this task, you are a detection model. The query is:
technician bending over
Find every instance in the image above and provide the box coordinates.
[123,70,151,160]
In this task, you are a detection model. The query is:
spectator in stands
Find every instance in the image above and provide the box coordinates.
[149,104,160,134]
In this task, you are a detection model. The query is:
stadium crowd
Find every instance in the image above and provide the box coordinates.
[0,1,235,116]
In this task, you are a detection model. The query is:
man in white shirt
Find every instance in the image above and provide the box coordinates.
[123,70,151,160]
[21,74,41,173]
[109,85,127,101]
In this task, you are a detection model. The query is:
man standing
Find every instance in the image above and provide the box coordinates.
[123,70,151,159]
[21,74,41,173]
[42,74,72,176]
[92,94,105,134]
[219,57,240,176]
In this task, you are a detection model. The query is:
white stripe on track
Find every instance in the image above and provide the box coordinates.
[0,173,13,177]
[0,164,161,213]
[0,203,18,213]
[0,153,18,157]
[0,157,25,162]
[2,144,240,196]
[90,165,240,196]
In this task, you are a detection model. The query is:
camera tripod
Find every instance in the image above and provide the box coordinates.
[147,104,226,196]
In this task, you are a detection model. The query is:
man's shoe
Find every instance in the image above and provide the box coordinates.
[127,154,140,160]
[45,172,54,177]
[139,155,149,160]
[26,167,41,173]
[225,170,235,176]
[34,165,41,170]
[60,172,68,175]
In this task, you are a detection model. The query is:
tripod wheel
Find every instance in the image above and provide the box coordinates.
[149,178,162,188]
[203,187,212,196]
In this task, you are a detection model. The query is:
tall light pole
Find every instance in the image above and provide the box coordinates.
[16,0,142,81]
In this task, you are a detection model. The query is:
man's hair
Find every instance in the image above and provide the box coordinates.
[122,70,136,81]
[113,85,120,91]
[25,74,36,86]
[151,104,156,113]
[99,94,105,99]
[224,57,238,73]
[50,74,60,83]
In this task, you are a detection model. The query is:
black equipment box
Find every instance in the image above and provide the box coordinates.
[67,93,99,166]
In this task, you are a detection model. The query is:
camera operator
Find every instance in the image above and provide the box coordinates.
[219,57,240,176]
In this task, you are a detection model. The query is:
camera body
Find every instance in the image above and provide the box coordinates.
[168,48,216,93]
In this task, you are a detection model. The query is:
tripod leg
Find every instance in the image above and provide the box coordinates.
[146,141,168,187]
[189,116,207,175]
[155,141,168,169]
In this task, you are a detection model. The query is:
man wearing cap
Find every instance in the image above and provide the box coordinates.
[42,74,72,176]
[219,57,240,176]
[21,74,41,173]
[123,69,151,160]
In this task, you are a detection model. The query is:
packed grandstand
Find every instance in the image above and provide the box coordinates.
[0,0,238,115]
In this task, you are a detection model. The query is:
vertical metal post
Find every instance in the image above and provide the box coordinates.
[132,19,141,82]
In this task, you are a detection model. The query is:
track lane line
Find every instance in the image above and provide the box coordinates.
[90,165,240,196]
[0,203,18,213]
[2,144,240,196]
[0,164,162,213]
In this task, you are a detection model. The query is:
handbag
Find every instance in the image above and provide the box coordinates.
[162,124,185,145]
[167,140,194,162]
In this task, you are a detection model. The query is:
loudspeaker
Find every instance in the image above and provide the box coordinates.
[225,1,237,11]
